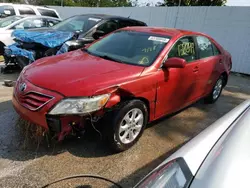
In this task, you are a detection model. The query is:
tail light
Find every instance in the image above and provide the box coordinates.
[135,158,193,188]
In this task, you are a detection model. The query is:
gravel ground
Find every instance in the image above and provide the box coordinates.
[0,63,249,188]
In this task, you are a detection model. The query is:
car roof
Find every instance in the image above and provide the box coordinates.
[75,14,146,23]
[121,26,205,37]
[0,3,56,10]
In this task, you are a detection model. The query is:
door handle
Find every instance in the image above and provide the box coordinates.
[219,59,223,64]
[193,66,199,72]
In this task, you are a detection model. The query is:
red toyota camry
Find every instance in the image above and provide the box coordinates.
[13,27,232,152]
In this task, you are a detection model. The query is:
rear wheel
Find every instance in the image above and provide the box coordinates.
[205,76,224,104]
[105,100,148,152]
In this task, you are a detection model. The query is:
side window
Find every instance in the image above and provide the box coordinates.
[196,36,214,59]
[37,8,59,18]
[46,19,60,27]
[0,5,15,17]
[212,43,221,56]
[119,20,133,28]
[13,18,46,29]
[18,7,36,15]
[168,36,196,63]
[97,20,118,34]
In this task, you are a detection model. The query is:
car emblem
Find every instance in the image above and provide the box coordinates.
[19,83,27,92]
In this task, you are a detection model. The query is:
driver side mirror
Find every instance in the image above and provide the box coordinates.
[92,30,105,40]
[163,57,186,69]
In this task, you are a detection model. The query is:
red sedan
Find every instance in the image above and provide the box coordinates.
[13,27,232,152]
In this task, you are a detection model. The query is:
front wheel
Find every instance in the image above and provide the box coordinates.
[205,76,224,104]
[106,100,148,152]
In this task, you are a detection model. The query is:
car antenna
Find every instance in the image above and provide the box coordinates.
[128,12,132,18]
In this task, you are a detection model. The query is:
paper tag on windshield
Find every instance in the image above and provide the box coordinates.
[148,36,169,43]
[88,18,101,22]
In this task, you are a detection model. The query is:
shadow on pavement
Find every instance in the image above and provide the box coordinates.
[0,73,249,188]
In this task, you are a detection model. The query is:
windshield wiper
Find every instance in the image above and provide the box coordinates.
[98,55,125,64]
[82,48,94,55]
[82,49,126,64]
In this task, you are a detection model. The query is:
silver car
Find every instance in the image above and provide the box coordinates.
[135,99,250,188]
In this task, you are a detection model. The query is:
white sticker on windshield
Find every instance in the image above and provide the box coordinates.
[148,36,169,43]
[88,18,101,22]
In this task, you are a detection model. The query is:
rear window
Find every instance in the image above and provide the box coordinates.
[0,5,15,18]
[18,7,36,15]
[37,8,58,18]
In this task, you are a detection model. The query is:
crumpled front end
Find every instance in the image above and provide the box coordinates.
[12,74,89,142]
[4,30,76,68]
[12,30,74,48]
[5,43,35,62]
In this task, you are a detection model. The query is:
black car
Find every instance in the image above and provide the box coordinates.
[4,14,147,70]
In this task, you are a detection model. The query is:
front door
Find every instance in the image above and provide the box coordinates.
[155,36,201,118]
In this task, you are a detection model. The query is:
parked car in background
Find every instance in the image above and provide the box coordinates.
[5,14,147,68]
[135,99,250,188]
[0,15,60,73]
[0,15,61,55]
[13,27,232,152]
[0,3,60,19]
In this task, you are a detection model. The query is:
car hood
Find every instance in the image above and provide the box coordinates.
[24,50,145,96]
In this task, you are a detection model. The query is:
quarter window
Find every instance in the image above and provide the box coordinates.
[196,36,214,59]
[18,7,36,15]
[212,43,221,56]
[168,36,197,63]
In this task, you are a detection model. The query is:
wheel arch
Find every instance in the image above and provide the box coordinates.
[121,96,150,123]
[221,71,228,87]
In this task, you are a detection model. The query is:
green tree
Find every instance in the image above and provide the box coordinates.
[163,0,227,6]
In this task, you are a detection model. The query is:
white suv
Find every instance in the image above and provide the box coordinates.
[0,3,60,19]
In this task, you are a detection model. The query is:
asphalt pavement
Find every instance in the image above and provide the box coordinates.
[0,65,249,188]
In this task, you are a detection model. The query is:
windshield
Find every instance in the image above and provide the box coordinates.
[0,16,22,28]
[87,31,170,66]
[52,15,102,32]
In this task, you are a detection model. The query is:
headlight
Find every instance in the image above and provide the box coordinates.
[49,94,110,115]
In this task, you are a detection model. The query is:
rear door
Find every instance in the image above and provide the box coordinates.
[195,36,223,97]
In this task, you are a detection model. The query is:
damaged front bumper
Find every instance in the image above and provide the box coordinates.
[13,77,100,141]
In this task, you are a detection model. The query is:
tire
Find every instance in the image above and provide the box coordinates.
[204,76,224,104]
[0,43,4,56]
[105,100,148,152]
